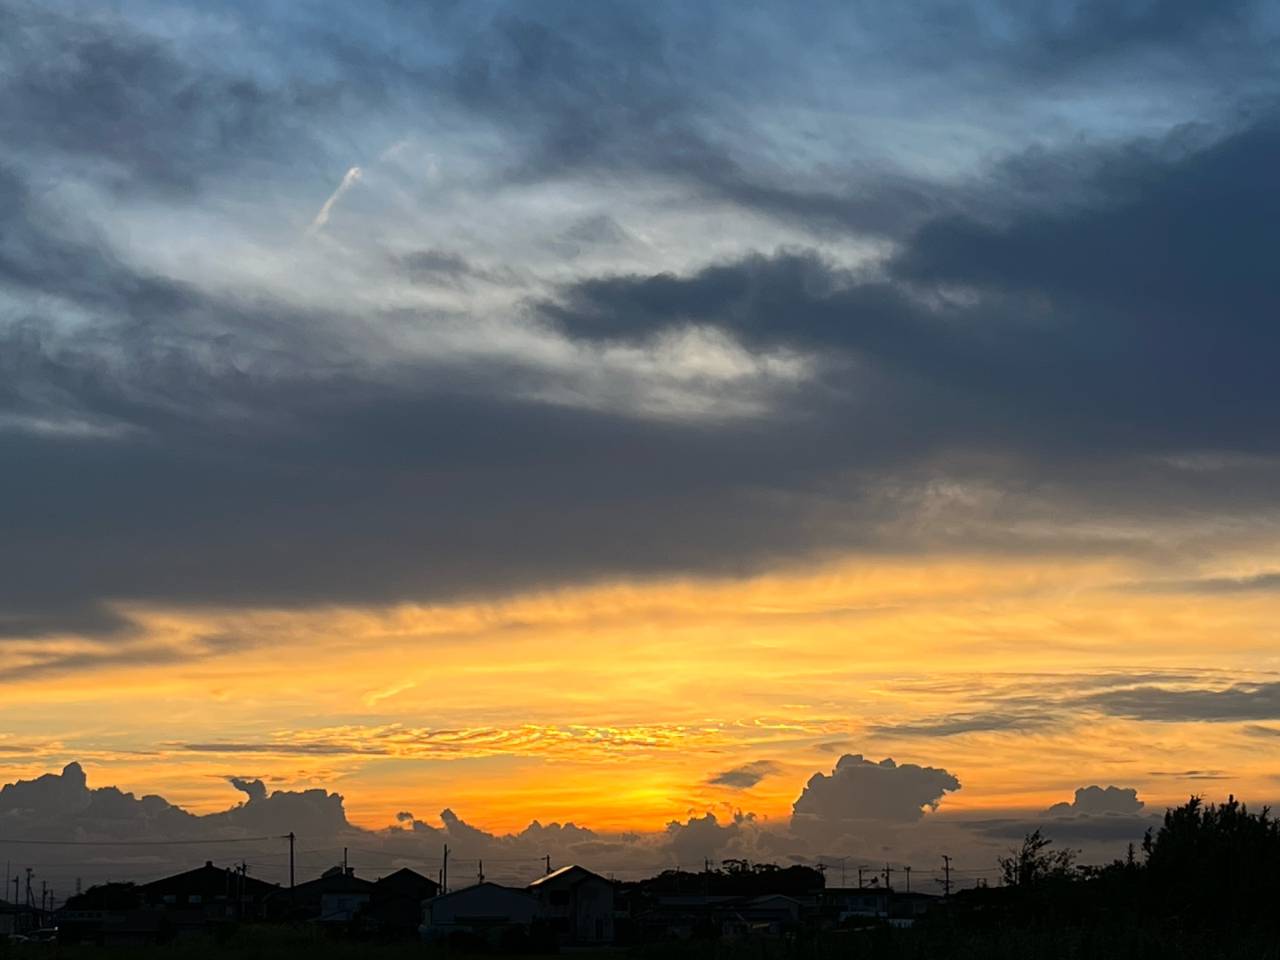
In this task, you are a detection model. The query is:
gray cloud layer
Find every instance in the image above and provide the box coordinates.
[2,0,1280,657]
[1083,682,1280,722]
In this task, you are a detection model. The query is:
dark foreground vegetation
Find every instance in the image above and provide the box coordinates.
[4,917,1278,960]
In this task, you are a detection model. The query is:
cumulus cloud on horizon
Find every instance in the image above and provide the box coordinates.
[791,755,962,838]
[1047,785,1145,817]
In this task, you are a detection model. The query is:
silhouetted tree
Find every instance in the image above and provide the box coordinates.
[998,829,1077,887]
[1142,795,1280,928]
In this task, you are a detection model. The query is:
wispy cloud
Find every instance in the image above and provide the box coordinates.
[176,722,744,762]
[707,760,780,789]
[364,680,417,707]
[869,712,1054,738]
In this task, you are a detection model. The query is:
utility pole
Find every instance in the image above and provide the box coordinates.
[343,847,348,874]
[544,855,551,875]
[477,860,484,884]
[941,856,952,898]
[882,863,894,891]
[25,868,33,909]
[41,880,48,914]
[442,844,449,894]
[857,866,866,889]
[904,866,911,893]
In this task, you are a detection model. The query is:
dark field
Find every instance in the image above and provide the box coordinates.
[5,923,1280,960]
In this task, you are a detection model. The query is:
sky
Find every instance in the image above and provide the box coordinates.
[3,0,1280,892]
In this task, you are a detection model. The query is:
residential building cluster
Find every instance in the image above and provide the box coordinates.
[3,859,940,948]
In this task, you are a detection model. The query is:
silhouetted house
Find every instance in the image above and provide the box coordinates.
[1,898,21,936]
[727,894,806,936]
[820,886,892,924]
[58,882,151,945]
[887,890,939,926]
[630,894,741,941]
[139,860,279,935]
[365,867,439,938]
[286,866,374,926]
[527,864,616,944]
[420,882,539,945]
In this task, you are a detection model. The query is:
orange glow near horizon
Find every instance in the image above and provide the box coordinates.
[3,553,1280,834]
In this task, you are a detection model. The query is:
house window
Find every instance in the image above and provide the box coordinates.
[190,895,202,905]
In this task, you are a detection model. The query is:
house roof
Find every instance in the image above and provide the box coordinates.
[139,861,278,898]
[290,870,375,898]
[527,864,610,889]
[375,867,438,892]
[748,894,804,906]
[429,881,536,904]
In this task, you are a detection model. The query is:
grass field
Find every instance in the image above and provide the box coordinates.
[6,922,1280,960]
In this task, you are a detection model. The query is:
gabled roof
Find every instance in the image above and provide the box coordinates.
[527,864,610,889]
[374,867,439,898]
[139,861,278,898]
[748,894,804,906]
[290,870,375,897]
[376,867,437,888]
[429,881,536,904]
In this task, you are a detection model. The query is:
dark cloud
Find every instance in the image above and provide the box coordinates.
[181,743,363,756]
[870,712,1051,738]
[228,777,269,805]
[1047,785,1144,817]
[791,755,960,838]
[413,1,1277,235]
[3,4,1280,655]
[8,116,1280,648]
[707,760,780,789]
[396,249,483,286]
[0,4,339,196]
[665,811,752,866]
[0,763,630,888]
[1147,770,1233,780]
[969,813,1160,845]
[814,741,855,754]
[1082,682,1280,722]
[547,118,1280,454]
[1131,572,1280,595]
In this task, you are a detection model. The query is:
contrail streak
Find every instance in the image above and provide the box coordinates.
[308,165,362,235]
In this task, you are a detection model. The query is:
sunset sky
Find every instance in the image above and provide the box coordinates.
[3,0,1280,885]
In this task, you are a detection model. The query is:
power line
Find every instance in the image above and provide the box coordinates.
[0,835,286,846]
